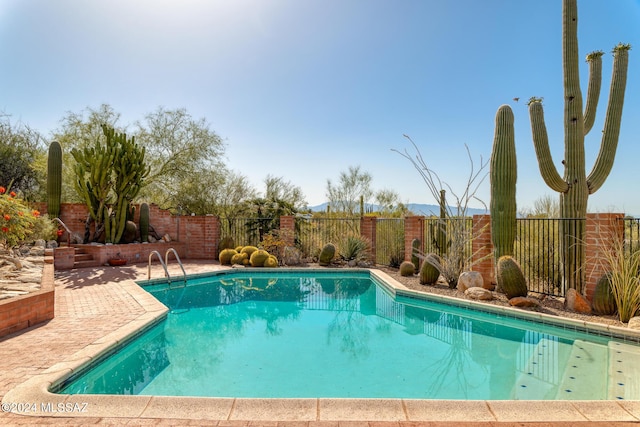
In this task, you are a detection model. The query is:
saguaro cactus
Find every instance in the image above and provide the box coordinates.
[528,0,631,294]
[139,202,150,243]
[490,105,517,260]
[47,141,62,218]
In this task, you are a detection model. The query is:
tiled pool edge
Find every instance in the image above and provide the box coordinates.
[2,267,640,422]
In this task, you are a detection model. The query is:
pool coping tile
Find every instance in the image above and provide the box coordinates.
[230,398,318,421]
[403,400,495,422]
[318,399,406,421]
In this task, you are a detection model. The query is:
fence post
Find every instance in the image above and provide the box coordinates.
[360,216,377,263]
[404,216,424,262]
[584,213,624,301]
[279,215,296,246]
[472,214,495,288]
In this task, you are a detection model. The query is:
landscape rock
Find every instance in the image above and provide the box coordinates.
[465,287,493,301]
[282,246,302,266]
[628,317,640,330]
[457,271,484,292]
[509,297,541,308]
[565,288,592,314]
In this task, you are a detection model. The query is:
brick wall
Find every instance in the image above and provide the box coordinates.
[360,216,377,262]
[404,216,425,263]
[0,262,54,338]
[472,215,495,288]
[584,213,624,300]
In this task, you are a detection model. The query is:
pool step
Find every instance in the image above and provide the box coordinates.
[608,341,640,400]
[554,339,608,399]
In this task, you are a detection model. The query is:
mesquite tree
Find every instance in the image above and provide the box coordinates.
[528,0,631,294]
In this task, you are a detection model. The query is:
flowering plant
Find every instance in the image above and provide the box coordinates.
[0,186,44,248]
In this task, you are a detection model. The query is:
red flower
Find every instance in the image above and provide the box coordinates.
[0,186,4,194]
[9,191,16,198]
[32,210,40,217]
[3,214,10,221]
[1,227,8,233]
[57,229,64,237]
[18,211,24,216]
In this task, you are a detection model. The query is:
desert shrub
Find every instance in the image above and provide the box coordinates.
[339,235,370,262]
[603,242,640,323]
[0,187,44,248]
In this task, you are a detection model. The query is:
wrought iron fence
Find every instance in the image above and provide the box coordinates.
[219,217,264,247]
[421,217,474,260]
[296,217,360,259]
[622,217,640,256]
[375,218,404,267]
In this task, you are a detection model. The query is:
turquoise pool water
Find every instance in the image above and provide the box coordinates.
[58,270,640,400]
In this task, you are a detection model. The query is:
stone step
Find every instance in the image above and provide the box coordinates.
[74,253,93,262]
[73,260,97,269]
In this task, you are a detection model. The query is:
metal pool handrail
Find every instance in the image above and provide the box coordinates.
[148,250,170,282]
[165,248,187,286]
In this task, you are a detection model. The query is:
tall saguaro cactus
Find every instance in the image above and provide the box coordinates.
[46,141,62,218]
[528,0,631,294]
[490,105,517,260]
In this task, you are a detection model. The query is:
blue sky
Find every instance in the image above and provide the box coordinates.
[1,0,639,213]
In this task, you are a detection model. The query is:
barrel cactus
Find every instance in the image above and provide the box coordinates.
[47,141,62,218]
[399,261,415,277]
[319,243,336,266]
[250,249,270,267]
[219,248,238,265]
[264,255,279,268]
[419,253,441,285]
[231,252,248,266]
[592,272,617,315]
[139,202,150,243]
[496,256,528,299]
[241,246,259,257]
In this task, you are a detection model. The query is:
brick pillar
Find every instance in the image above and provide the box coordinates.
[584,213,624,301]
[404,216,425,262]
[279,215,296,246]
[472,214,495,288]
[360,216,377,263]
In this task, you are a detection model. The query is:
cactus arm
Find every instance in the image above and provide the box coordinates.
[528,100,569,193]
[587,44,631,194]
[583,51,603,135]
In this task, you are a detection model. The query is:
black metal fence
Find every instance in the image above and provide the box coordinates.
[622,217,640,256]
[219,215,640,299]
[296,217,360,259]
[375,218,404,267]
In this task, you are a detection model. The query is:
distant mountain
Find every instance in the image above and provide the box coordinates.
[308,202,488,216]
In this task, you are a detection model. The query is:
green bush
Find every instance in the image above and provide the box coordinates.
[0,188,44,248]
[339,236,369,262]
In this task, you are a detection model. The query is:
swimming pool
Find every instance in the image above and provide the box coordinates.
[56,269,640,400]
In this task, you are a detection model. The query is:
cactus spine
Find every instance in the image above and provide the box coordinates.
[490,105,517,260]
[47,141,62,218]
[139,202,150,243]
[528,0,631,294]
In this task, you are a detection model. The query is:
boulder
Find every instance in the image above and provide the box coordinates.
[465,287,493,301]
[628,317,640,330]
[457,271,484,292]
[565,288,592,314]
[509,297,541,308]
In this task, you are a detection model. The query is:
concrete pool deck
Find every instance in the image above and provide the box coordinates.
[1,261,640,426]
